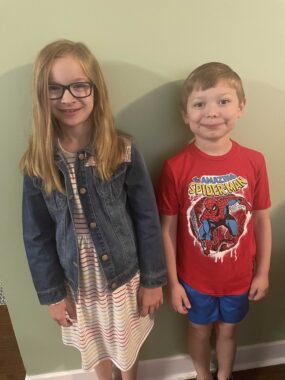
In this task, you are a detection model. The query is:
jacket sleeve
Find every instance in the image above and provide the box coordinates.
[22,176,67,304]
[125,143,166,288]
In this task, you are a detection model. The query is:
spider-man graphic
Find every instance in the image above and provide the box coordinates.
[190,196,251,256]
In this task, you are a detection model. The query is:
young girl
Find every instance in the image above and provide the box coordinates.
[21,39,166,380]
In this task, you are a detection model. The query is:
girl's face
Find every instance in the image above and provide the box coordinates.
[49,55,94,132]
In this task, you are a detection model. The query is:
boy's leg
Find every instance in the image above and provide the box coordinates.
[188,321,214,380]
[214,321,237,380]
[215,290,249,380]
[121,360,138,380]
[94,359,113,380]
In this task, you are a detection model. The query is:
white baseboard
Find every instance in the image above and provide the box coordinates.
[26,339,285,380]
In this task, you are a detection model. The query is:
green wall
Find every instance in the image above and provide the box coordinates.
[1,0,285,375]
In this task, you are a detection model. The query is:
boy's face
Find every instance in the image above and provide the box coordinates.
[183,81,245,146]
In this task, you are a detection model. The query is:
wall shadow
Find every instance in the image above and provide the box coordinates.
[231,81,285,347]
[238,202,285,347]
[102,62,191,180]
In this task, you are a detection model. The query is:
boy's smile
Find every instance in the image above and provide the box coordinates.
[183,81,245,152]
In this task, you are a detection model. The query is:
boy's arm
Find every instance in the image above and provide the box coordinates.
[248,209,272,301]
[161,214,191,314]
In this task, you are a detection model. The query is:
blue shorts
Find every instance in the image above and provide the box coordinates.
[181,281,249,325]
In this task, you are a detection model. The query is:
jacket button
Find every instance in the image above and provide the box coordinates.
[89,222,97,229]
[79,187,87,194]
[78,153,85,160]
[111,282,117,289]
[101,254,109,262]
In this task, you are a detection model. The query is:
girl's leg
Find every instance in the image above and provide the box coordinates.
[188,321,214,380]
[113,365,123,380]
[214,321,237,380]
[121,360,139,380]
[94,359,113,380]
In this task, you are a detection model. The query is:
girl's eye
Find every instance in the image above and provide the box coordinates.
[49,85,61,92]
[72,82,90,90]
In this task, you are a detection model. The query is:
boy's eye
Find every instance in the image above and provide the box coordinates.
[193,102,204,108]
[219,98,231,105]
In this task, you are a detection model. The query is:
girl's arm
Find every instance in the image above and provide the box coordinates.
[22,176,67,305]
[125,143,166,316]
[48,298,77,327]
[137,286,163,317]
[125,143,166,288]
[161,214,190,314]
[248,209,272,301]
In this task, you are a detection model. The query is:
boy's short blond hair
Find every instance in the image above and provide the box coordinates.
[181,62,245,112]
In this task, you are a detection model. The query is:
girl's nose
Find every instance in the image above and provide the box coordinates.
[61,88,76,103]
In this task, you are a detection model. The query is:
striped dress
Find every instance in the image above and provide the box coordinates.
[61,148,154,371]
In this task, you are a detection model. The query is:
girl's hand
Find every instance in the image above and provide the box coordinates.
[248,274,269,301]
[48,298,77,327]
[137,286,163,317]
[168,282,191,314]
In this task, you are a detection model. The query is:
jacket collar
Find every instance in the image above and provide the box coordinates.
[54,139,93,163]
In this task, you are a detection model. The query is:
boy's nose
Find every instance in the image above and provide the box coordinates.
[206,104,218,117]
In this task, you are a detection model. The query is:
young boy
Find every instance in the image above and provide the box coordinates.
[157,62,271,380]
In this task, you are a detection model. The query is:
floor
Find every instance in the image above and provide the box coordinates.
[0,305,26,380]
[187,364,285,380]
[0,304,284,380]
[233,364,285,380]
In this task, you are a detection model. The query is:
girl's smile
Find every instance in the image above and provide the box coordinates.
[58,107,83,115]
[49,55,94,132]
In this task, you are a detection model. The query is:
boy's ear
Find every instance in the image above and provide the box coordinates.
[240,98,246,111]
[181,110,189,124]
[238,98,246,117]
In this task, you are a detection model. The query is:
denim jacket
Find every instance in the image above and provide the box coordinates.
[22,141,166,305]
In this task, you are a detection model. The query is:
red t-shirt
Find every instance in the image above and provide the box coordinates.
[157,141,271,296]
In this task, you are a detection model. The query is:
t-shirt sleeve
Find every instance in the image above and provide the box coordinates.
[156,161,179,215]
[252,155,271,210]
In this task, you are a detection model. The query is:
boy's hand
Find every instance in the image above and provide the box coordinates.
[137,286,163,317]
[48,298,77,327]
[248,274,269,301]
[168,282,191,314]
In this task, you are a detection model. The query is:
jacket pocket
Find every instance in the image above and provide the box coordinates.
[43,190,67,211]
[93,164,127,201]
[31,176,67,211]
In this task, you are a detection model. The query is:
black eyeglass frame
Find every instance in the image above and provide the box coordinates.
[48,82,95,100]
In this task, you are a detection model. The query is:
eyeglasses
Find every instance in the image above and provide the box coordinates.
[48,82,94,100]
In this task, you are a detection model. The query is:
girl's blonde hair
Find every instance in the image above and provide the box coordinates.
[20,39,126,194]
[181,62,245,113]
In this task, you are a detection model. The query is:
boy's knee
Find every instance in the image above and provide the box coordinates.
[189,322,213,340]
[215,322,237,339]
